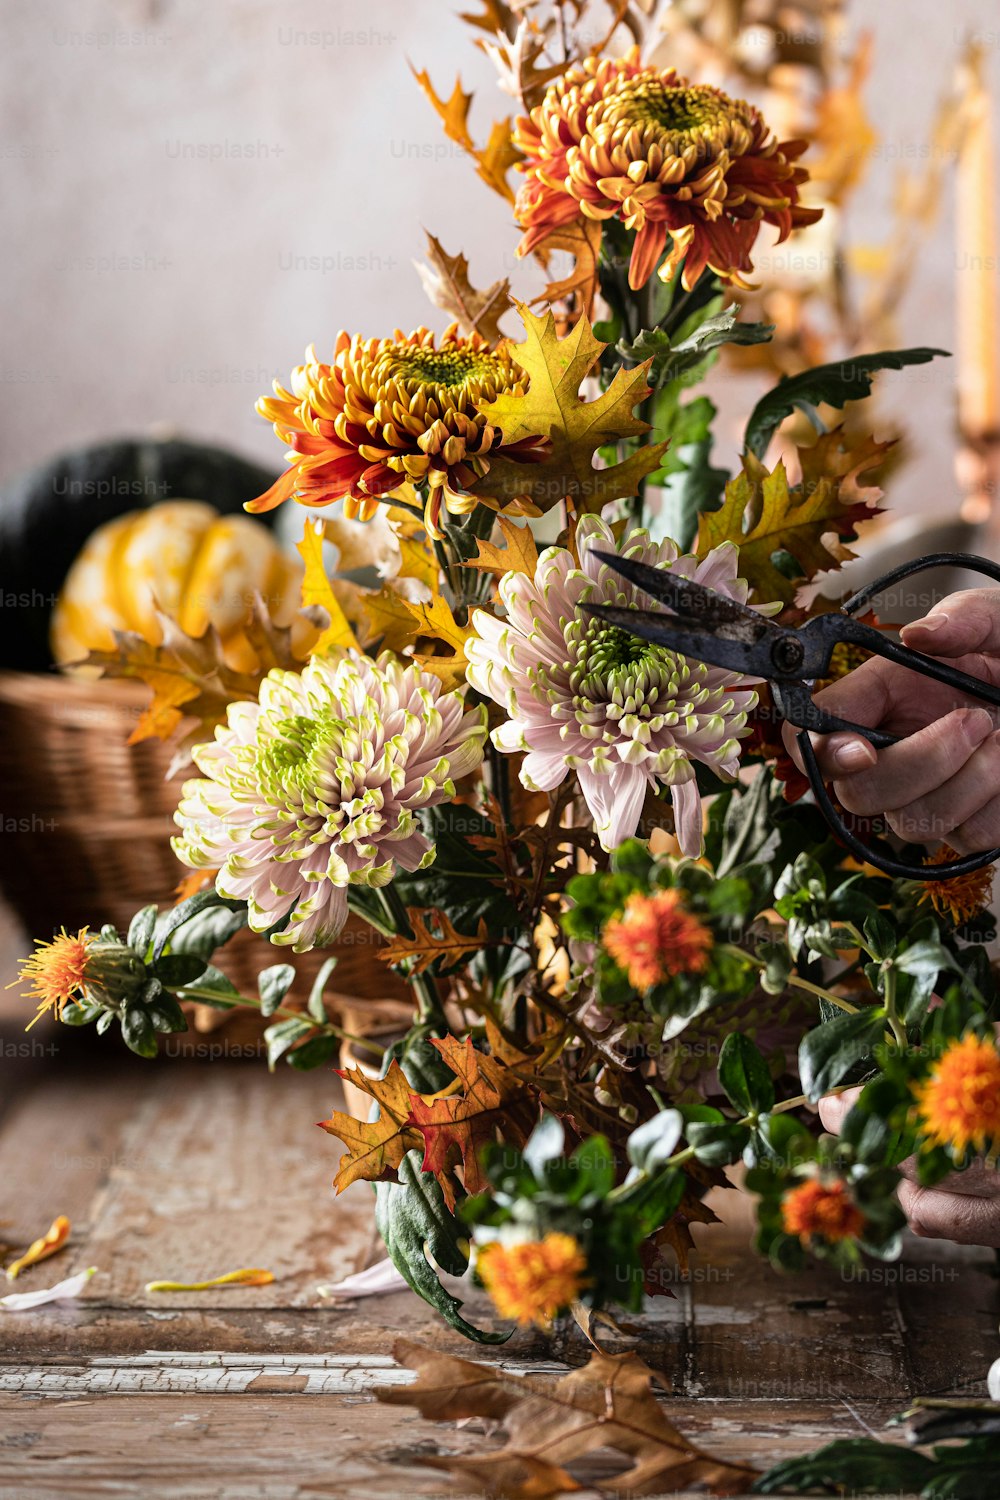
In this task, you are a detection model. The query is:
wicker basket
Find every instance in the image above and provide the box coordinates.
[0,670,409,1033]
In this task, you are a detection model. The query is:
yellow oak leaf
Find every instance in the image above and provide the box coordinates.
[363,587,470,690]
[697,431,891,606]
[295,519,360,654]
[462,515,539,582]
[319,1060,424,1193]
[414,233,512,346]
[397,535,442,596]
[410,68,520,203]
[470,305,668,513]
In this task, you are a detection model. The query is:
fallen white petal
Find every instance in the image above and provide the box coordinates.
[0,1266,97,1311]
[316,1258,408,1300]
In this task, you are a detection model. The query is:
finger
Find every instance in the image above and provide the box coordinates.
[831,707,994,819]
[952,789,1000,856]
[901,587,1000,663]
[818,1088,861,1135]
[897,1178,1000,1247]
[897,1157,1000,1198]
[882,728,1000,845]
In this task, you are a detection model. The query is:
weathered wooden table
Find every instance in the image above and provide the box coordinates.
[1,1008,997,1499]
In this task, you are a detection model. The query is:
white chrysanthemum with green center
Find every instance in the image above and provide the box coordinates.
[465,515,762,855]
[172,652,487,952]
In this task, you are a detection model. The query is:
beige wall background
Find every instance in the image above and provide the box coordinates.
[3,0,1000,513]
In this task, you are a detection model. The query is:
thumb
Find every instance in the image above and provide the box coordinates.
[900,588,1000,658]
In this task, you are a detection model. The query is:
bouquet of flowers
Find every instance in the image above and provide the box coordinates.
[17,6,999,1476]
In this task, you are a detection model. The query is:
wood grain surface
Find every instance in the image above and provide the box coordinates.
[1,992,998,1499]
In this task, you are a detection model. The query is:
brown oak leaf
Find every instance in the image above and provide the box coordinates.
[378,1339,758,1497]
[378,908,490,976]
[318,1060,424,1193]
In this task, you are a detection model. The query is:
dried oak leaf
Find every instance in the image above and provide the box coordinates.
[77,598,326,773]
[318,1061,424,1193]
[378,907,490,976]
[410,67,522,203]
[406,1037,539,1209]
[530,217,603,320]
[378,1338,758,1497]
[463,514,540,583]
[415,233,513,345]
[363,587,471,691]
[696,430,892,607]
[481,21,568,111]
[470,305,667,514]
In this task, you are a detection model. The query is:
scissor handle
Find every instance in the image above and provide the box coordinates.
[826,613,1000,713]
[797,730,1000,881]
[840,550,1000,618]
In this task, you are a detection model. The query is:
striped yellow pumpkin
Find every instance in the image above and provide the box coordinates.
[52,501,302,672]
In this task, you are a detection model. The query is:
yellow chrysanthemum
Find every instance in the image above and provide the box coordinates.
[248,324,544,537]
[781,1178,865,1245]
[603,888,713,990]
[918,845,994,926]
[912,1032,1000,1157]
[514,49,821,291]
[477,1232,588,1327]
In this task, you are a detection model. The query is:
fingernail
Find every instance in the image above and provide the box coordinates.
[910,611,949,634]
[833,739,876,771]
[958,707,994,742]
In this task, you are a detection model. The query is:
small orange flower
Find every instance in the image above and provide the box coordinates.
[603,889,713,990]
[912,1032,1000,1157]
[477,1232,588,1326]
[513,49,821,292]
[781,1178,865,1244]
[918,846,994,926]
[14,928,92,1028]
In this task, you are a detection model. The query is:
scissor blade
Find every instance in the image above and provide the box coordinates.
[592,549,770,640]
[583,604,771,678]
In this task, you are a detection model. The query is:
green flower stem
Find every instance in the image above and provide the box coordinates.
[883,966,907,1049]
[376,883,445,1025]
[718,946,860,1015]
[164,984,385,1058]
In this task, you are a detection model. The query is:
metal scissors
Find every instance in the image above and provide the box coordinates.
[585,550,1000,880]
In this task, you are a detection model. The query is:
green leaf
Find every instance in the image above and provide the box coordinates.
[153,953,209,987]
[145,993,188,1034]
[626,1109,684,1173]
[60,998,105,1026]
[718,1033,775,1116]
[744,347,950,459]
[394,805,517,933]
[799,1008,886,1102]
[258,964,295,1016]
[753,1436,935,1495]
[285,1034,338,1071]
[127,904,158,956]
[522,1113,565,1177]
[567,1135,615,1200]
[263,1016,313,1071]
[152,890,246,960]
[375,1150,511,1344]
[619,303,774,389]
[121,1002,157,1058]
[612,1165,686,1237]
[687,1120,751,1166]
[307,956,338,1024]
[863,912,898,962]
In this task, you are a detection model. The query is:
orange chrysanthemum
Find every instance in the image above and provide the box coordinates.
[477,1232,588,1327]
[14,927,93,1028]
[603,889,713,989]
[912,1032,1000,1157]
[249,325,543,537]
[514,50,821,292]
[781,1178,865,1244]
[918,845,994,926]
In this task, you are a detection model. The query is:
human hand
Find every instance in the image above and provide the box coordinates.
[819,1089,1000,1247]
[781,588,1000,852]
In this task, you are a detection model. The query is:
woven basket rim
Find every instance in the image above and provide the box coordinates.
[0,669,149,707]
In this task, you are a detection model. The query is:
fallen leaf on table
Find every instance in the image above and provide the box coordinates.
[145,1267,275,1293]
[378,1339,759,1497]
[5,1214,70,1280]
[316,1257,409,1301]
[1,1266,96,1311]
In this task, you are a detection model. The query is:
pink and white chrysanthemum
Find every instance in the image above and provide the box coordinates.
[172,653,487,953]
[465,516,760,855]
